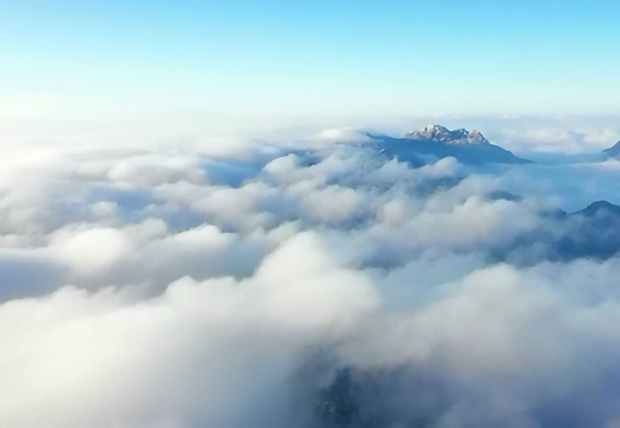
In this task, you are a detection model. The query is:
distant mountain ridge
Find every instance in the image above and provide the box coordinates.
[369,125,530,166]
[577,200,620,218]
[491,199,620,265]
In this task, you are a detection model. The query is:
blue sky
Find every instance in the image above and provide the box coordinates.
[1,0,619,125]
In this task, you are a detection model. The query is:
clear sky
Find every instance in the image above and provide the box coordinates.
[1,0,619,127]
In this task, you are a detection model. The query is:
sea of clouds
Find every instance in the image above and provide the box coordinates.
[3,126,620,428]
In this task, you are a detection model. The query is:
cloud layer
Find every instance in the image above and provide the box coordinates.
[2,131,620,427]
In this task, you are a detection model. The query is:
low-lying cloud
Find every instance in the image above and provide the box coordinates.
[3,129,620,427]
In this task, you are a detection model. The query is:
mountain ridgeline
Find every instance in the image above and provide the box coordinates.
[370,125,530,166]
[487,199,620,265]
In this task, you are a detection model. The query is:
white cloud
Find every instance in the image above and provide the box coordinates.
[1,123,620,427]
[0,233,379,428]
[315,128,373,144]
[52,227,134,276]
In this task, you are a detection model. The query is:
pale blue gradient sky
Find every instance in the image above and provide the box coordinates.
[1,0,619,127]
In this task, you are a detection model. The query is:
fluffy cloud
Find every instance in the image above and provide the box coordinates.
[493,124,619,154]
[2,127,620,427]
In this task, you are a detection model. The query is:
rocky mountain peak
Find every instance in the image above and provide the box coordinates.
[404,125,490,145]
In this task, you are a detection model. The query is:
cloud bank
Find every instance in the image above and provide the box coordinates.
[3,129,620,427]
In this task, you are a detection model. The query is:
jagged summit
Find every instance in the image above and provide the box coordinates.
[418,125,451,139]
[404,125,490,145]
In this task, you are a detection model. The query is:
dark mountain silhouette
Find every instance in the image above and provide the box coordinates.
[603,141,620,158]
[576,200,620,218]
[492,200,620,265]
